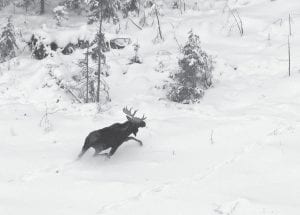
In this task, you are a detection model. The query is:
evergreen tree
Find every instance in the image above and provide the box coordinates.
[0,17,18,63]
[40,0,45,14]
[13,0,35,12]
[63,0,81,9]
[90,31,108,61]
[121,0,139,17]
[0,0,10,10]
[23,0,35,12]
[87,0,119,24]
[53,5,69,26]
[62,0,87,14]
[168,30,213,103]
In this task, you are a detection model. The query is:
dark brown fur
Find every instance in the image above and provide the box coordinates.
[78,117,146,159]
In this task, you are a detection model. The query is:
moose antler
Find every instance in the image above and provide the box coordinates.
[123,106,146,121]
[140,114,147,121]
[123,106,137,117]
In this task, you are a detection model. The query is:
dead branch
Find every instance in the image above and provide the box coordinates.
[128,17,143,30]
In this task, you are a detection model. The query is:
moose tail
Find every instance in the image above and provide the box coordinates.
[77,138,90,160]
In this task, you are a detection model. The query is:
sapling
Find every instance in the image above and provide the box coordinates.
[39,104,61,132]
[152,3,163,43]
[129,42,142,64]
[288,36,291,77]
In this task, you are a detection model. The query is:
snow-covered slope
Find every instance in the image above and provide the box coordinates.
[0,0,300,214]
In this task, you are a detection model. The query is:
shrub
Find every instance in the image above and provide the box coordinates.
[167,30,213,103]
[28,35,48,60]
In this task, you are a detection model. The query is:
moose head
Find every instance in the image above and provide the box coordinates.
[123,107,147,136]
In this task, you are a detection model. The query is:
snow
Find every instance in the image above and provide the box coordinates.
[1,0,300,214]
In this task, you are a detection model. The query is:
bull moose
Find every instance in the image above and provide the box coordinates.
[78,107,146,159]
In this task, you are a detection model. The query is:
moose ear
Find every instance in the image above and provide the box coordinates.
[126,116,131,121]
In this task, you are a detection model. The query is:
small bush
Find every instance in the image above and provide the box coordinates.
[168,85,204,104]
[28,35,48,60]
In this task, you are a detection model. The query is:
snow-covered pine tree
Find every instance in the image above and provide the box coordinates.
[53,5,69,26]
[143,0,153,8]
[87,0,119,24]
[40,0,45,14]
[13,0,35,12]
[0,17,18,63]
[90,31,108,60]
[0,0,10,10]
[121,0,140,17]
[63,0,81,9]
[62,0,87,14]
[23,0,35,12]
[168,30,213,104]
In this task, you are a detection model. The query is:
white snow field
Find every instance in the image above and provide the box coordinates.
[0,0,300,214]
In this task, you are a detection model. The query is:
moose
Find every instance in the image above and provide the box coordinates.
[78,107,147,159]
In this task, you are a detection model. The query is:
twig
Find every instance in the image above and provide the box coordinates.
[289,14,292,36]
[236,10,244,35]
[39,105,62,132]
[210,130,214,144]
[67,88,83,103]
[170,23,182,51]
[154,5,163,41]
[230,9,243,36]
[288,35,291,77]
[128,17,143,30]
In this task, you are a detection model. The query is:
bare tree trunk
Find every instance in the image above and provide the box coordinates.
[289,14,292,36]
[40,0,45,14]
[179,0,182,14]
[96,2,103,103]
[86,46,89,103]
[128,17,142,30]
[137,0,140,16]
[288,36,291,77]
[155,5,163,40]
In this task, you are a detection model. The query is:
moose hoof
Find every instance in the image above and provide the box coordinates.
[103,153,111,159]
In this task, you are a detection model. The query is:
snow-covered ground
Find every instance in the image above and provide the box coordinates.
[0,0,300,214]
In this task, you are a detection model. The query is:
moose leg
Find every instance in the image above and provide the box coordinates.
[125,137,143,146]
[93,146,105,157]
[93,150,102,157]
[108,146,120,158]
[94,152,110,158]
